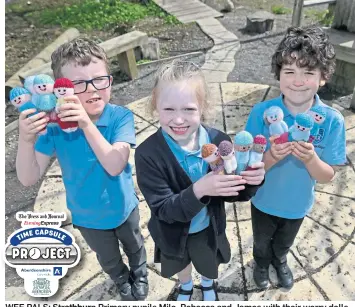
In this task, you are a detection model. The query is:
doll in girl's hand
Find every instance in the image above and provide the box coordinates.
[234,131,253,175]
[218,140,237,175]
[307,105,326,143]
[202,144,225,175]
[247,135,267,170]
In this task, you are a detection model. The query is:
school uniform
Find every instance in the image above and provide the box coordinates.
[135,125,263,278]
[245,94,347,268]
[35,103,147,285]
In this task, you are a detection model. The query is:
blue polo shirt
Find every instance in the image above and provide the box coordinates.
[162,126,210,233]
[35,103,139,229]
[245,95,347,219]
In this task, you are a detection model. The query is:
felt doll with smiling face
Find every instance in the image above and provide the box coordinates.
[9,87,38,114]
[218,140,237,175]
[202,143,225,175]
[264,106,288,137]
[307,105,327,143]
[247,135,267,169]
[288,113,314,142]
[234,131,254,175]
[53,78,78,133]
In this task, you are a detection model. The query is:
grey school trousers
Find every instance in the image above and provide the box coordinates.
[75,206,147,285]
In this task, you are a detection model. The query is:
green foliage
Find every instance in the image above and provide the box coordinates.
[271,5,292,15]
[26,0,180,30]
[137,59,152,64]
[305,9,334,26]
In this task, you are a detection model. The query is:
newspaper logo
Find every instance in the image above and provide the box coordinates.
[4,211,81,297]
[32,277,51,296]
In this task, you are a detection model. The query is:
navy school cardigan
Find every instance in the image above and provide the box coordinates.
[135,126,263,260]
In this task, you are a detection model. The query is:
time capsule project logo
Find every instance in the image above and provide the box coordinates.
[4,211,81,297]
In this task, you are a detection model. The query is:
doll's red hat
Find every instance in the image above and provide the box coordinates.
[54,78,74,89]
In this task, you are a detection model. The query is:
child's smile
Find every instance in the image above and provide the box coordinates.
[170,126,189,135]
[156,80,202,147]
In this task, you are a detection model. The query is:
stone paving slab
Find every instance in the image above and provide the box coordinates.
[248,278,325,301]
[293,217,346,271]
[309,192,355,240]
[312,243,355,301]
[152,0,222,24]
[221,82,270,106]
[6,81,355,301]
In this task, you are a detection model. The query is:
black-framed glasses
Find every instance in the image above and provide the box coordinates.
[72,75,112,94]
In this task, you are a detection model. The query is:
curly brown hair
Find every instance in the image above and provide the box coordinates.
[271,26,336,81]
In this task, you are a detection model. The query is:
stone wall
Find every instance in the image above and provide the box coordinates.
[329,59,355,94]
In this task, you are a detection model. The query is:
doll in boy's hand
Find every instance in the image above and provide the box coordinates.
[54,78,79,133]
[31,74,58,127]
[288,113,314,142]
[9,87,38,115]
[307,105,326,143]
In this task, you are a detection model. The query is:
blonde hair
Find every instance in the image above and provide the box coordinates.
[51,37,109,79]
[148,59,210,117]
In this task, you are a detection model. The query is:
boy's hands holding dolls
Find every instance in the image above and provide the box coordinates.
[193,173,246,199]
[57,95,91,129]
[292,141,315,164]
[269,135,294,162]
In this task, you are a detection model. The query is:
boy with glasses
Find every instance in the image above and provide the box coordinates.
[15,38,148,301]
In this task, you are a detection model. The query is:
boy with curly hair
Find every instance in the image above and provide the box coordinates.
[244,26,347,290]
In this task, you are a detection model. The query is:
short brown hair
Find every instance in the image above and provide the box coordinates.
[51,37,109,79]
[272,26,336,81]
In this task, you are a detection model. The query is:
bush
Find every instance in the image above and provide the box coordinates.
[271,5,291,15]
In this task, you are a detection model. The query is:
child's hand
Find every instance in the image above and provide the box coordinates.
[193,172,246,199]
[57,95,91,129]
[240,162,265,185]
[18,109,48,143]
[269,135,293,162]
[292,141,315,164]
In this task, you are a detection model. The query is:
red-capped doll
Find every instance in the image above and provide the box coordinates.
[246,135,267,170]
[53,78,78,133]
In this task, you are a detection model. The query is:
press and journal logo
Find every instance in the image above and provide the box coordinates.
[4,211,81,297]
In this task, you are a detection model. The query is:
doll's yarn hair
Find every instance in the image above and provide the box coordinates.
[263,106,284,124]
[254,135,267,145]
[218,140,233,156]
[202,144,218,158]
[24,75,36,94]
[309,105,327,118]
[9,87,31,101]
[34,74,55,85]
[54,78,74,89]
[295,113,314,129]
[234,131,253,146]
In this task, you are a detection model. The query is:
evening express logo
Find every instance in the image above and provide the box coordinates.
[4,211,81,297]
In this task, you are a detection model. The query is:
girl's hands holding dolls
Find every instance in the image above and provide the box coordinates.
[193,172,246,199]
[240,162,265,185]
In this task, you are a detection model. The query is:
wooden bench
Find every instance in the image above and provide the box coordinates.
[19,30,148,81]
[303,0,336,7]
